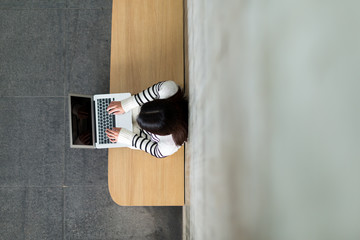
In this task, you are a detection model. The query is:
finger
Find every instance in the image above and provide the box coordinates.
[106,106,114,111]
[106,133,113,139]
[106,132,116,138]
[108,136,117,142]
[108,108,121,115]
[107,101,119,111]
[106,103,116,111]
[105,129,114,135]
[107,108,116,114]
[106,130,118,137]
[112,111,123,115]
[106,128,119,134]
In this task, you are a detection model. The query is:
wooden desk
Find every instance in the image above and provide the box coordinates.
[108,0,184,206]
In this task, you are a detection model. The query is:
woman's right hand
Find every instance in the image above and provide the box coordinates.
[105,127,121,143]
[107,101,125,115]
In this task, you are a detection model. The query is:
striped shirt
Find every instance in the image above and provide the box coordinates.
[117,81,181,158]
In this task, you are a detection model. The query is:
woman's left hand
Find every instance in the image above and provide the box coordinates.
[106,127,121,143]
[107,101,125,115]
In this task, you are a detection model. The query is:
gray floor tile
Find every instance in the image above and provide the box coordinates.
[24,187,63,240]
[143,206,183,240]
[64,186,182,240]
[64,147,108,186]
[0,97,64,186]
[0,0,66,9]
[65,9,111,95]
[0,187,63,240]
[67,0,112,9]
[0,188,26,240]
[0,9,65,96]
[64,99,108,186]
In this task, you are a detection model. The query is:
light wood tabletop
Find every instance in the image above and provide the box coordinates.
[108,0,184,206]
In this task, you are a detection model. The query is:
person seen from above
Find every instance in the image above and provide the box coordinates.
[105,80,188,158]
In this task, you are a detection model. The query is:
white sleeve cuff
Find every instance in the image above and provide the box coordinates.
[159,80,179,99]
[121,96,139,112]
[117,128,136,145]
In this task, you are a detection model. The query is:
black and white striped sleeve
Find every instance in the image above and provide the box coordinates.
[117,128,172,158]
[132,135,166,158]
[121,80,179,112]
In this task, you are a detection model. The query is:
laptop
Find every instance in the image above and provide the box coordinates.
[68,93,133,149]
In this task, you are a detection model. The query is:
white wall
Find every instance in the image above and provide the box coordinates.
[187,0,360,239]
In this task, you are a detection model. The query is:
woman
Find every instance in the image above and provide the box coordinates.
[105,81,188,158]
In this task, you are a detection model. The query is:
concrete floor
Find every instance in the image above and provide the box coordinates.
[0,1,181,239]
[186,0,360,239]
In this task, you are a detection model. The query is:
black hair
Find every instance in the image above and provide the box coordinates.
[136,87,188,146]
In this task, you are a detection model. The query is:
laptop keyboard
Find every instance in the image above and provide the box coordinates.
[96,98,115,144]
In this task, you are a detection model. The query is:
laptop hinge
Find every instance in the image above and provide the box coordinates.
[93,100,97,144]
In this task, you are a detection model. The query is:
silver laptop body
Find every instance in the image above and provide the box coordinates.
[69,93,132,149]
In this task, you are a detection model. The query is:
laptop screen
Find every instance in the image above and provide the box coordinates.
[70,96,94,146]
